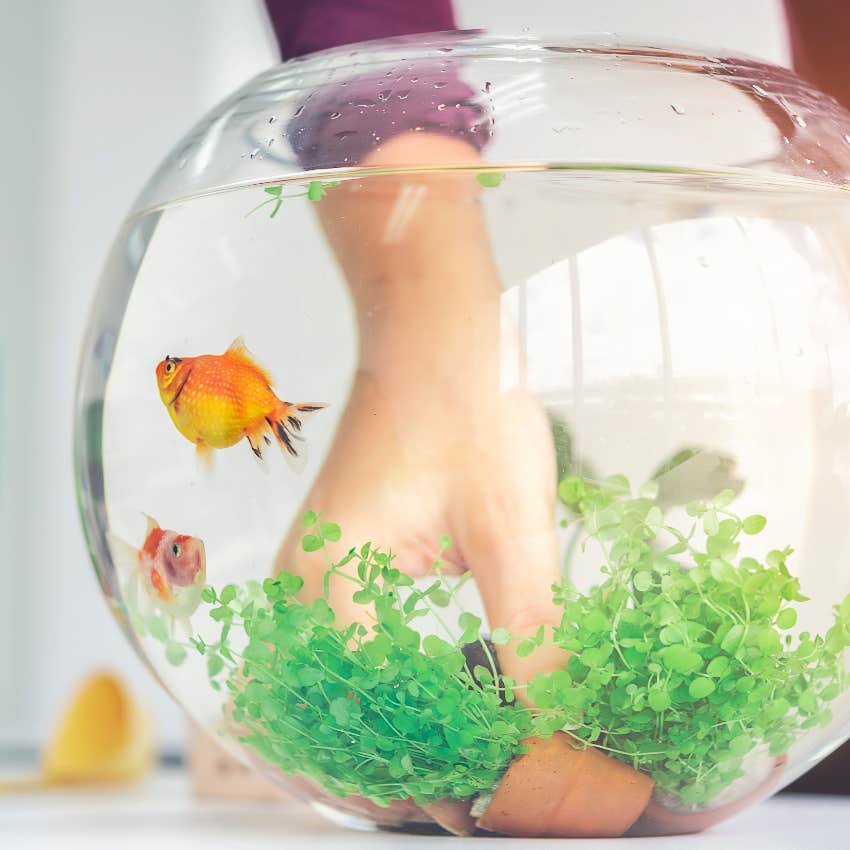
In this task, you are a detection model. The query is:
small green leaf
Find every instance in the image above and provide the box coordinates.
[633,571,652,592]
[490,627,510,645]
[516,639,536,658]
[301,510,318,527]
[429,589,451,607]
[660,645,703,675]
[689,678,715,699]
[207,654,224,677]
[713,489,736,508]
[776,608,797,630]
[301,534,323,552]
[742,514,767,535]
[319,522,341,542]
[476,171,505,188]
[648,688,671,712]
[702,509,720,536]
[165,641,187,666]
[423,635,454,657]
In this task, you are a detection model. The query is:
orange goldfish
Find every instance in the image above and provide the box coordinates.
[155,337,326,469]
[109,516,206,635]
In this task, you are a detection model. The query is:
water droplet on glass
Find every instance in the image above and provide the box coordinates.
[439,46,452,53]
[355,99,375,109]
[268,116,276,124]
[267,137,275,146]
[844,133,850,145]
[293,105,305,118]
[334,130,357,141]
[434,80,449,89]
[752,84,769,97]
[437,103,447,111]
[670,104,685,115]
[791,113,807,128]
[484,81,492,93]
[410,76,419,83]
[329,111,342,119]
[249,147,261,159]
[397,90,411,100]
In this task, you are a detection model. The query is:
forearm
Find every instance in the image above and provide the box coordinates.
[309,131,503,404]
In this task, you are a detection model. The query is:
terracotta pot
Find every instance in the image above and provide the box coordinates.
[477,732,654,837]
[627,754,788,836]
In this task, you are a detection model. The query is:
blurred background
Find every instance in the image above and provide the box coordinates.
[0,0,789,765]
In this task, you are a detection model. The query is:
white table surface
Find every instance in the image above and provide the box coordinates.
[2,768,850,850]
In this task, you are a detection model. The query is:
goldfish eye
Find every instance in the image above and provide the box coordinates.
[172,542,182,557]
[165,360,175,374]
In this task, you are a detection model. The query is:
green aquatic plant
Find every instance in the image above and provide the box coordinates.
[190,516,530,806]
[526,475,850,804]
[145,476,850,810]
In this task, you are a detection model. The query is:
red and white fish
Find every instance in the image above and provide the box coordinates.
[109,516,206,635]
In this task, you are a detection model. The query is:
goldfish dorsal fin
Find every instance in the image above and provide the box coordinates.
[225,337,274,385]
[142,514,159,535]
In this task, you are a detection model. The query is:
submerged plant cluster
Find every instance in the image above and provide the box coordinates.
[146,476,850,810]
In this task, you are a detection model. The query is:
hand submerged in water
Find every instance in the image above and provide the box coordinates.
[274,133,567,688]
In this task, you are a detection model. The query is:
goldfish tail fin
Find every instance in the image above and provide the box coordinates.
[176,617,194,639]
[267,402,327,474]
[195,442,214,471]
[107,533,139,579]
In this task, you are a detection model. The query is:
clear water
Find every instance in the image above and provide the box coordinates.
[92,165,850,825]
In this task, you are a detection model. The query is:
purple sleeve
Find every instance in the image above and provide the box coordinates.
[265,0,491,170]
[266,0,457,60]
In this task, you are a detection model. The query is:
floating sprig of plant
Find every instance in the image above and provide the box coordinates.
[248,179,340,219]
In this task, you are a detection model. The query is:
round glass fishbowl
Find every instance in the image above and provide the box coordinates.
[75,34,850,837]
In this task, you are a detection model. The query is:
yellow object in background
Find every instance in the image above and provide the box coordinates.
[1,671,153,791]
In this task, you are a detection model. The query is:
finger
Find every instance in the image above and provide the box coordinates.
[452,406,569,699]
